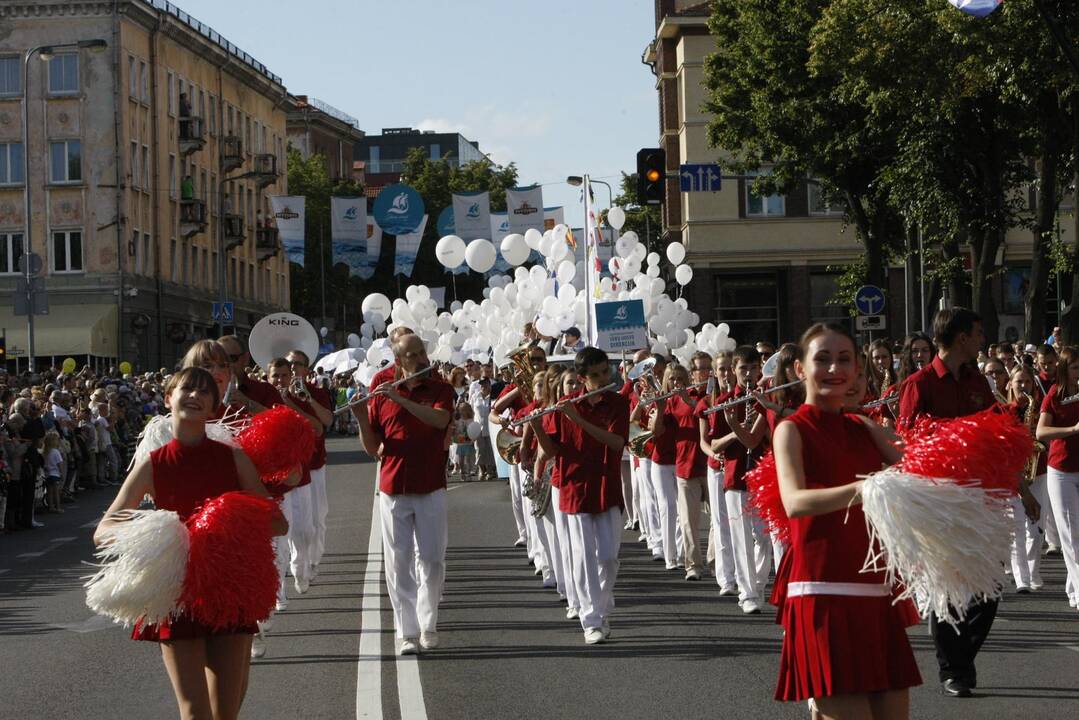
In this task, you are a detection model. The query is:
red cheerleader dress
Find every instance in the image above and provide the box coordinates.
[133,437,257,641]
[775,404,921,702]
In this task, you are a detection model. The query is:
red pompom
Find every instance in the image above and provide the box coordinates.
[237,405,316,484]
[898,407,1031,494]
[745,452,790,545]
[180,492,280,629]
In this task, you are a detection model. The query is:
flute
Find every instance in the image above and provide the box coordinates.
[510,382,620,428]
[333,365,437,415]
[701,379,804,415]
[861,395,899,411]
[639,381,709,407]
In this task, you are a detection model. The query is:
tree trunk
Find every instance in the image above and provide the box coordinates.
[1025,146,1059,346]
[1061,98,1079,344]
[847,192,887,288]
[971,227,1002,344]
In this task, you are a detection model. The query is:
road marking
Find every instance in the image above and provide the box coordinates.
[51,536,77,543]
[355,492,383,720]
[80,521,99,529]
[17,552,46,559]
[447,485,464,492]
[397,654,428,720]
[0,569,9,576]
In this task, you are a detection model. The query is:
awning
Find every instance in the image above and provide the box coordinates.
[0,303,118,358]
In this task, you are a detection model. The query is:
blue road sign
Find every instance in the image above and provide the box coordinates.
[854,285,886,316]
[213,301,235,324]
[679,164,722,192]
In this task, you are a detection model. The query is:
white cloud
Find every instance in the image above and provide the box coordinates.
[416,106,554,167]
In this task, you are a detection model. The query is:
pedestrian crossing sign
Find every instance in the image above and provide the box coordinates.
[213,301,234,324]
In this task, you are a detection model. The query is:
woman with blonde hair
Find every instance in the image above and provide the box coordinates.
[1007,364,1047,592]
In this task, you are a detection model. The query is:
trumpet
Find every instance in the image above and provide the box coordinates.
[639,381,710,407]
[701,379,804,415]
[289,375,311,402]
[510,382,620,428]
[333,365,437,415]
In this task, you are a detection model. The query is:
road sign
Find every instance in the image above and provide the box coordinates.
[854,285,886,315]
[679,164,722,193]
[17,252,43,277]
[856,315,887,331]
[212,301,234,324]
[13,276,48,316]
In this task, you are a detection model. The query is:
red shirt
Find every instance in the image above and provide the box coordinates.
[496,383,528,416]
[240,376,281,411]
[898,355,992,424]
[515,401,540,465]
[694,396,724,472]
[649,400,677,466]
[1041,385,1079,472]
[370,364,397,389]
[369,376,455,495]
[697,386,755,490]
[668,395,706,479]
[552,389,629,514]
[542,412,562,488]
[305,381,333,470]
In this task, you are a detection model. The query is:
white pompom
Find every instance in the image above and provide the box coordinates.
[130,415,174,469]
[84,510,190,627]
[859,470,1014,626]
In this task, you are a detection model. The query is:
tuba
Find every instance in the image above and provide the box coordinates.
[508,346,538,404]
[495,428,523,464]
[628,425,655,458]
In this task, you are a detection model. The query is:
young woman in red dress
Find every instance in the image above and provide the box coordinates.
[772,323,921,718]
[94,368,287,720]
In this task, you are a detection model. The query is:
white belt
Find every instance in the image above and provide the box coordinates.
[787,581,891,598]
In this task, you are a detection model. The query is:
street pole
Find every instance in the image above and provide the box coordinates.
[918,223,926,332]
[22,47,39,374]
[320,221,327,326]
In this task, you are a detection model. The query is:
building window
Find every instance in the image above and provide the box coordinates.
[809,272,850,324]
[0,57,20,96]
[369,145,380,173]
[208,96,216,135]
[191,244,199,286]
[169,154,177,198]
[48,54,79,95]
[0,142,24,185]
[140,61,149,103]
[808,180,844,216]
[202,248,209,287]
[745,169,785,218]
[429,143,441,160]
[0,232,23,274]
[715,272,780,345]
[211,251,218,289]
[130,141,139,188]
[142,145,150,193]
[52,230,83,273]
[128,56,137,98]
[167,71,175,115]
[143,233,152,276]
[50,140,82,183]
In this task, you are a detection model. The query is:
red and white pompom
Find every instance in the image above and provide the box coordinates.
[745,452,790,545]
[237,405,316,486]
[180,492,280,629]
[861,408,1032,625]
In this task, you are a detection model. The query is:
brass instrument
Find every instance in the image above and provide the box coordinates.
[1022,392,1046,482]
[628,425,655,458]
[290,375,312,402]
[524,464,552,517]
[496,427,523,464]
[880,366,893,399]
[702,379,804,415]
[508,346,539,404]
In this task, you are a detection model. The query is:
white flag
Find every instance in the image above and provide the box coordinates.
[451,191,491,240]
[330,197,367,277]
[506,185,545,235]
[270,196,306,267]
[357,222,382,280]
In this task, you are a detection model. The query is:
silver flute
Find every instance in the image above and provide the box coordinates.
[510,383,620,428]
[333,365,437,415]
[639,381,710,406]
[701,379,804,415]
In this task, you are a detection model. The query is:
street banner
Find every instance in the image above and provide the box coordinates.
[270,195,306,267]
[593,299,647,353]
[452,191,491,240]
[544,206,565,231]
[506,185,545,235]
[357,221,382,280]
[437,205,455,236]
[330,196,367,277]
[947,0,1003,17]
[394,214,428,277]
[489,212,512,275]
[373,183,425,235]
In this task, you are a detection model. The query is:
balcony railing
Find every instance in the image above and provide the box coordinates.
[179,198,207,238]
[221,135,243,172]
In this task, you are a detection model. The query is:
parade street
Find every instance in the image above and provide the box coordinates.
[3,437,1078,720]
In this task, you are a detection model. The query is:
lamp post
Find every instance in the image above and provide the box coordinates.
[22,39,107,373]
[566,175,613,211]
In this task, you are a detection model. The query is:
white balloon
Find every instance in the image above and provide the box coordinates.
[347,332,361,348]
[361,293,392,323]
[717,322,730,336]
[647,265,661,278]
[607,206,626,230]
[632,242,648,262]
[556,260,576,285]
[524,228,543,250]
[615,235,636,259]
[676,265,693,287]
[416,285,431,301]
[435,235,466,269]
[405,286,418,303]
[500,233,530,266]
[539,233,556,258]
[608,257,621,276]
[647,252,661,266]
[466,421,482,441]
[666,242,686,266]
[465,238,497,273]
[552,224,569,244]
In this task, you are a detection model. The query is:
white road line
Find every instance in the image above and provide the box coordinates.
[446,485,464,492]
[80,521,98,529]
[0,569,10,576]
[17,552,46,559]
[356,492,383,720]
[51,536,77,543]
[396,654,429,720]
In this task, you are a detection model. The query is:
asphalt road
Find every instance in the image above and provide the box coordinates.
[2,436,1078,719]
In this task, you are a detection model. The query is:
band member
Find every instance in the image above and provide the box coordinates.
[642,366,681,571]
[531,347,629,644]
[897,333,934,383]
[217,335,280,414]
[286,350,335,573]
[629,352,666,561]
[352,334,453,655]
[697,351,737,594]
[1007,365,1046,592]
[865,340,898,427]
[368,326,417,389]
[95,368,287,720]
[518,371,558,589]
[899,307,1038,698]
[773,323,920,715]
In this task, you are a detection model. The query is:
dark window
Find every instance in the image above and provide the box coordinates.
[715,273,780,344]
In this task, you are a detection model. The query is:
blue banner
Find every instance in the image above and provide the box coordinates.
[373,183,425,235]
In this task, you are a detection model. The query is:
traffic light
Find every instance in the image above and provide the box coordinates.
[636,148,666,205]
[0,332,5,363]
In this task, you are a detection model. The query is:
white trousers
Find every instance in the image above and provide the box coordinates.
[726,488,772,602]
[310,466,329,566]
[508,464,529,545]
[1047,468,1079,605]
[1030,471,1059,548]
[1010,476,1044,588]
[540,495,565,596]
[566,506,622,631]
[522,470,553,581]
[636,458,662,554]
[286,482,315,582]
[650,462,680,568]
[380,489,448,639]
[551,486,579,611]
[706,465,736,588]
[621,459,634,528]
[275,494,294,604]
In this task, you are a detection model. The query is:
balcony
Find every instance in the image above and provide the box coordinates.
[178,116,205,157]
[252,153,279,188]
[224,214,245,251]
[256,227,280,261]
[221,135,243,172]
[179,198,207,238]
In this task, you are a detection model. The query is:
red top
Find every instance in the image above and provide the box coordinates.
[649,400,677,466]
[898,356,992,424]
[865,384,898,426]
[542,411,562,488]
[1037,373,1055,397]
[240,377,281,412]
[552,389,629,514]
[305,381,334,470]
[696,386,755,490]
[783,404,886,585]
[619,379,634,398]
[1041,385,1079,472]
[150,437,241,521]
[667,395,706,479]
[370,364,397,389]
[496,383,528,415]
[694,396,724,472]
[516,401,540,465]
[369,376,455,495]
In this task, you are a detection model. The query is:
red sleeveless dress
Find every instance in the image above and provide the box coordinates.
[133,436,257,641]
[775,404,921,702]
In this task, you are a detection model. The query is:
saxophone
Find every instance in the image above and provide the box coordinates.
[1023,392,1045,482]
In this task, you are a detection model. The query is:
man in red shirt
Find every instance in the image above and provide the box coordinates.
[287,350,334,576]
[531,347,629,644]
[353,334,454,656]
[218,334,280,413]
[898,307,1038,698]
[368,326,416,390]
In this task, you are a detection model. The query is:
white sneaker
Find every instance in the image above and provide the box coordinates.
[420,631,439,649]
[584,628,605,645]
[566,607,579,620]
[685,569,702,581]
[251,632,266,658]
[294,578,310,594]
[741,599,762,614]
[259,616,274,632]
[275,598,289,612]
[399,638,419,655]
[719,585,738,596]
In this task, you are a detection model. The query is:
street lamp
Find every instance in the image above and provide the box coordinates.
[22,38,108,373]
[566,175,614,210]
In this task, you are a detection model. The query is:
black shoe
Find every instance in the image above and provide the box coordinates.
[941,679,972,698]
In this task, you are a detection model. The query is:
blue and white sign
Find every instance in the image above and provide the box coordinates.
[679,164,722,193]
[330,197,367,277]
[436,206,455,237]
[593,299,647,352]
[373,183,425,235]
[451,190,491,240]
[212,301,234,324]
[854,285,886,316]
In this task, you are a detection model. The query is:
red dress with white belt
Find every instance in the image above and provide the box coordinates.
[133,437,257,641]
[775,404,921,702]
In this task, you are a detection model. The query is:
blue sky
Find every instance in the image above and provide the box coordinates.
[172,0,661,225]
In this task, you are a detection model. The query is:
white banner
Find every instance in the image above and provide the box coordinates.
[330,196,367,277]
[270,196,306,267]
[451,191,491,241]
[357,222,382,280]
[506,185,545,235]
[394,214,428,277]
[489,213,512,275]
